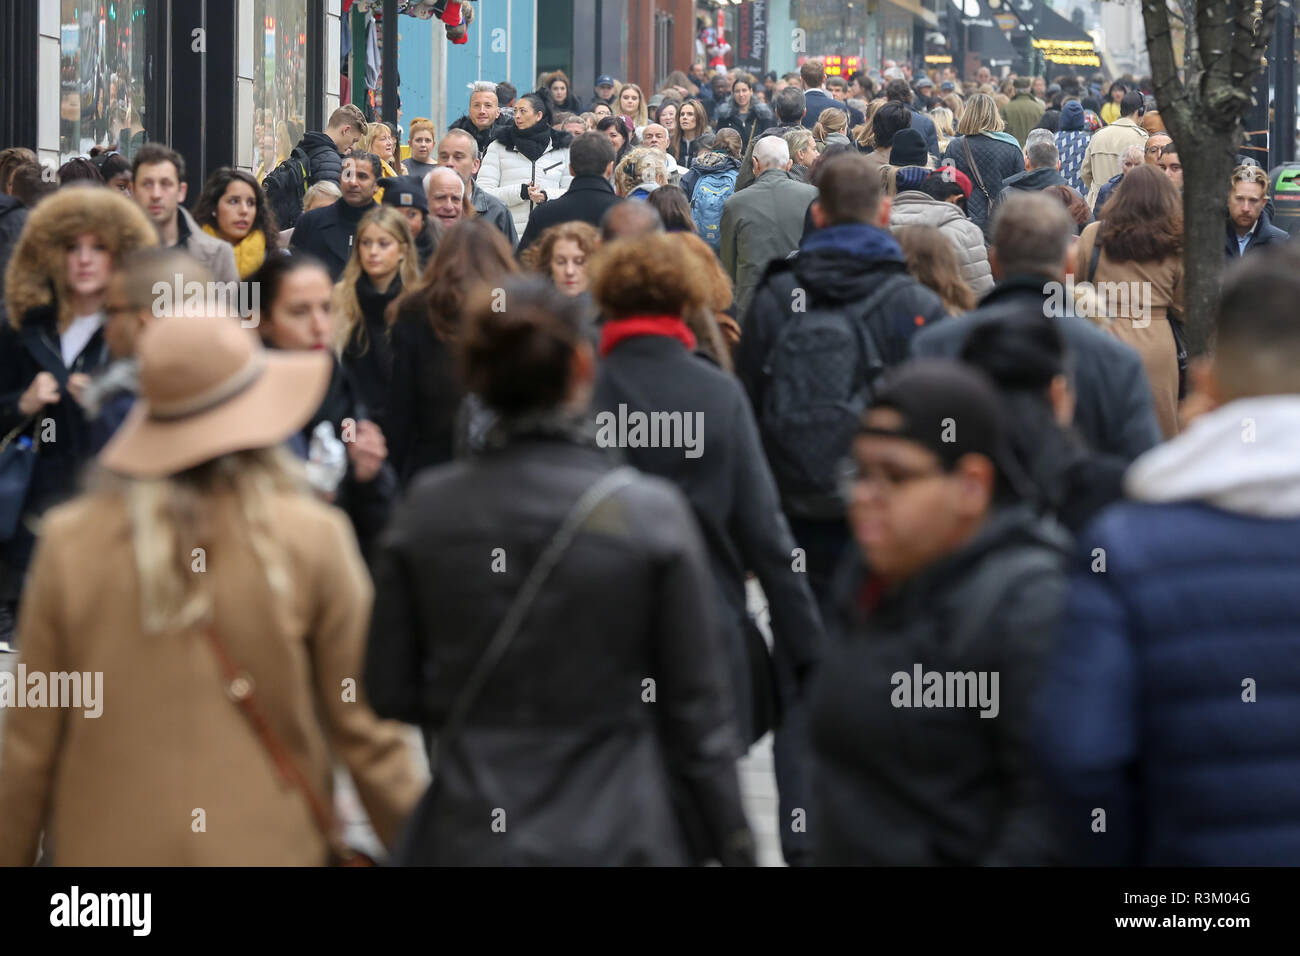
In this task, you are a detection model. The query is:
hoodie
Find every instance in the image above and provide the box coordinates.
[1055,101,1091,193]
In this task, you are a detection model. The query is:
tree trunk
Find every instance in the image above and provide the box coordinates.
[1140,0,1277,355]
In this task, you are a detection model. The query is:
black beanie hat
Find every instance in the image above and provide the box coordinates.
[890,128,928,167]
[379,175,429,213]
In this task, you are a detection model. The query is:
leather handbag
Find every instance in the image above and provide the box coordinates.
[0,417,39,542]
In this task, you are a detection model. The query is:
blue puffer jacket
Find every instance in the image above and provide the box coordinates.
[1037,397,1300,865]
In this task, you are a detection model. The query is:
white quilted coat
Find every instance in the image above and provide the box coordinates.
[889,191,995,298]
[478,136,573,235]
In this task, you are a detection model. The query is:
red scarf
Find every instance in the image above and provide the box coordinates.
[599,316,697,357]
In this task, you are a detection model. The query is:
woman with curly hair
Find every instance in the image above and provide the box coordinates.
[521,221,601,300]
[191,167,280,278]
[1077,163,1184,437]
[362,121,406,177]
[0,187,157,593]
[588,232,822,756]
[538,69,584,114]
[614,147,670,199]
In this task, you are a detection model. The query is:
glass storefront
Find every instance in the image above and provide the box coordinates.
[59,0,150,162]
[251,1,309,181]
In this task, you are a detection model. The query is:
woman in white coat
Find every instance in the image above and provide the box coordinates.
[478,93,574,236]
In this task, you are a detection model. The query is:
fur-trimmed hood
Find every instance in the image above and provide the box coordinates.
[4,186,158,329]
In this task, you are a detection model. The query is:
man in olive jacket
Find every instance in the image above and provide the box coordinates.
[1003,77,1046,147]
[721,136,818,318]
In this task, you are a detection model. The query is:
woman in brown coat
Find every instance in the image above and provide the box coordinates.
[0,315,422,865]
[1076,164,1184,438]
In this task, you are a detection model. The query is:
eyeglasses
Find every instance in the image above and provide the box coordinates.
[836,456,945,501]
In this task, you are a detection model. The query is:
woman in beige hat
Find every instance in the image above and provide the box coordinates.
[0,315,422,865]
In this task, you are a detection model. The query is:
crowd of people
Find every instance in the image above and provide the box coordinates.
[0,51,1296,867]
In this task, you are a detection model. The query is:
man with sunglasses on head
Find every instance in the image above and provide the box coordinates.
[1226,163,1289,259]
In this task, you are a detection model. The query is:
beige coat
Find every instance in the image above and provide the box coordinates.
[1077,222,1183,439]
[0,489,422,865]
[1080,117,1148,210]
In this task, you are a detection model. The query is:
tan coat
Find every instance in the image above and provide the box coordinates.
[1077,222,1183,439]
[0,489,422,865]
[1080,116,1148,210]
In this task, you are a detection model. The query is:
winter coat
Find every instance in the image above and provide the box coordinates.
[365,418,754,865]
[177,206,239,286]
[1225,207,1290,258]
[470,184,519,247]
[295,129,344,186]
[1077,222,1183,439]
[592,333,825,747]
[811,504,1071,865]
[714,99,775,149]
[889,190,995,297]
[1080,116,1147,209]
[941,132,1026,237]
[478,126,574,236]
[517,174,621,254]
[0,195,27,323]
[680,151,742,201]
[447,114,512,159]
[999,165,1067,201]
[801,90,866,134]
[0,487,422,865]
[1055,102,1090,193]
[384,297,462,485]
[289,197,375,280]
[720,168,818,317]
[1003,92,1046,147]
[339,272,403,432]
[299,355,398,563]
[1039,396,1300,864]
[910,273,1162,462]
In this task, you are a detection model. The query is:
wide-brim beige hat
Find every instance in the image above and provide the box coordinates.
[100,315,331,479]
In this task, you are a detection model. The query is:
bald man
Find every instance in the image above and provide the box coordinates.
[425,166,471,229]
[599,200,664,241]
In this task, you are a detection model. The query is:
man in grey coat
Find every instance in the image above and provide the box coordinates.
[131,143,238,285]
[910,193,1161,462]
[435,129,519,247]
[721,136,818,318]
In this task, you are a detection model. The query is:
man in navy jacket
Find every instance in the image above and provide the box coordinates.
[799,59,863,132]
[1038,247,1300,865]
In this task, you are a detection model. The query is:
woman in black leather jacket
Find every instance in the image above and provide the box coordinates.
[365,275,755,866]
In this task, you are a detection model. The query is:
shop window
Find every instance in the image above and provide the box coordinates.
[60,0,150,161]
[252,1,309,182]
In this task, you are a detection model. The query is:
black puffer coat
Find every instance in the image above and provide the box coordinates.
[811,504,1071,865]
[365,418,754,865]
[296,130,344,186]
[715,99,776,150]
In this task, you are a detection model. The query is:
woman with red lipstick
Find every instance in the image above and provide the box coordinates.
[192,167,280,278]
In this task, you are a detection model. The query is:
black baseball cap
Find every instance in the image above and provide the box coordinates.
[379,175,429,213]
[858,359,1034,500]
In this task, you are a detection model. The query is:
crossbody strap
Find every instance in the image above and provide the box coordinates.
[961,136,992,201]
[431,465,640,772]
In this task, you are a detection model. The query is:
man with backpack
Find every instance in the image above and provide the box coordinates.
[264,104,368,230]
[515,133,619,254]
[735,152,947,605]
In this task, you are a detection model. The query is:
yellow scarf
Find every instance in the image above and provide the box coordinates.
[373,158,400,204]
[202,224,266,279]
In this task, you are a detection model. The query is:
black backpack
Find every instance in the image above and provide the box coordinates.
[757,271,910,519]
[262,145,312,229]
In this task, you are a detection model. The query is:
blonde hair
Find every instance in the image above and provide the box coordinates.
[618,83,649,128]
[930,106,955,140]
[615,147,670,197]
[362,123,404,173]
[90,447,307,634]
[333,206,420,353]
[813,107,848,142]
[956,93,1005,136]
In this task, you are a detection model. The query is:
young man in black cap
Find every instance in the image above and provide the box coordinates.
[380,174,438,267]
[591,74,617,110]
[810,358,1069,865]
